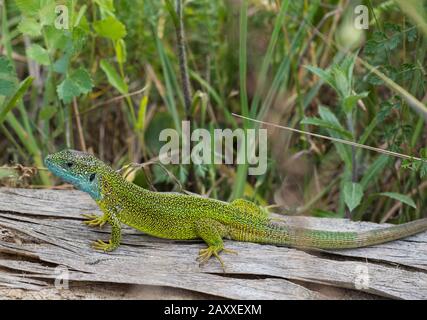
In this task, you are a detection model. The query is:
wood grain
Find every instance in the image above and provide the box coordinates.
[0,188,426,299]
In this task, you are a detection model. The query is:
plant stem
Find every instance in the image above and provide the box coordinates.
[175,0,192,119]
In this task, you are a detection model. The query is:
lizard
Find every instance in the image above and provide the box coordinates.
[45,149,427,269]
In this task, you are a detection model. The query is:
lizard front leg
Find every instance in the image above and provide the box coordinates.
[81,213,108,227]
[92,213,122,252]
[195,218,237,271]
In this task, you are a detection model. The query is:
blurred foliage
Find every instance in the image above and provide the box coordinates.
[0,0,426,224]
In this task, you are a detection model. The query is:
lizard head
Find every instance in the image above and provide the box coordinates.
[45,149,109,200]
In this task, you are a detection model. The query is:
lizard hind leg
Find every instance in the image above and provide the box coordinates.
[195,219,237,271]
[230,199,270,222]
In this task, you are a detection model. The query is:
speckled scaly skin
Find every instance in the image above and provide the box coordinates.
[45,150,427,268]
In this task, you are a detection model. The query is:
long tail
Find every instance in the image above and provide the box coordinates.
[231,218,427,249]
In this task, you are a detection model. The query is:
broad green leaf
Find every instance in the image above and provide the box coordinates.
[18,17,42,36]
[304,65,336,91]
[44,26,70,50]
[57,68,93,103]
[0,79,16,97]
[0,57,14,74]
[39,0,57,26]
[93,16,127,40]
[301,117,353,139]
[0,77,33,125]
[57,78,80,104]
[378,192,417,209]
[0,56,17,96]
[343,182,363,212]
[100,59,128,94]
[69,68,93,93]
[14,0,42,16]
[26,44,50,65]
[343,92,369,114]
[53,52,71,74]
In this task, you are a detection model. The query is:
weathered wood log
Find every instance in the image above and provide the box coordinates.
[0,188,426,299]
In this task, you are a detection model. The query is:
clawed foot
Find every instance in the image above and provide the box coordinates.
[92,239,117,252]
[197,247,238,271]
[82,214,107,228]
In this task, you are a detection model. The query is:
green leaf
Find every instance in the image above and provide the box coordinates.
[26,44,50,65]
[53,52,71,74]
[0,79,16,96]
[57,68,93,103]
[14,0,41,16]
[0,56,14,74]
[44,25,70,51]
[378,192,416,209]
[420,162,427,179]
[343,92,369,114]
[136,95,148,131]
[57,78,80,104]
[407,27,417,42]
[332,67,349,97]
[115,39,127,64]
[318,105,352,166]
[318,105,342,127]
[93,16,127,40]
[301,117,353,139]
[100,59,128,94]
[0,77,33,125]
[340,52,358,88]
[304,65,336,91]
[343,182,364,212]
[39,105,57,120]
[0,56,17,96]
[69,68,93,93]
[18,17,42,36]
[164,0,179,28]
[74,4,88,28]
[39,0,57,26]
[360,155,390,189]
[94,0,115,14]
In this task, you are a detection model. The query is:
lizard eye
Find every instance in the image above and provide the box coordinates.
[66,162,73,168]
[89,173,96,182]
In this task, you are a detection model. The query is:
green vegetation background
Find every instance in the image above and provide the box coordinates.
[0,0,426,224]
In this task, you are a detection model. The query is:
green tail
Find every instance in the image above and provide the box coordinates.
[231,218,427,249]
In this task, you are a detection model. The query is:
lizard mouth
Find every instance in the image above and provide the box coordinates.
[44,156,81,188]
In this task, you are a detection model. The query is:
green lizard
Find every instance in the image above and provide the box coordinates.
[45,149,427,269]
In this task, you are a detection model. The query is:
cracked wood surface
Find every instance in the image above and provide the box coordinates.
[0,188,426,300]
